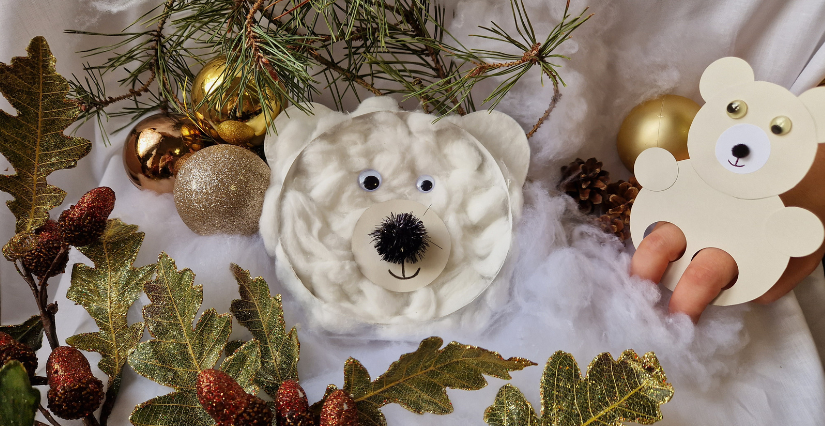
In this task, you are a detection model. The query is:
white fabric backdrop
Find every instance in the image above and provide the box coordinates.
[1,0,825,425]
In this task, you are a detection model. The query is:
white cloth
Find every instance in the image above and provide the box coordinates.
[1,1,824,425]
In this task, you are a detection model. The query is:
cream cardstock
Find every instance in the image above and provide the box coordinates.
[351,200,452,293]
[631,57,825,305]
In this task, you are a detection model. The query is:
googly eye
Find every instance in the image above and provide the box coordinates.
[770,116,792,135]
[358,169,382,191]
[416,175,434,193]
[726,100,748,119]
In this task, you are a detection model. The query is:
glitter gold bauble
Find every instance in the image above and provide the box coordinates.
[617,95,700,172]
[123,114,205,193]
[173,144,270,235]
[191,55,284,148]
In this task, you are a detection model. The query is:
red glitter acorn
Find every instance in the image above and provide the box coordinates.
[197,369,274,426]
[21,220,68,278]
[58,187,116,246]
[319,390,358,426]
[0,331,38,377]
[276,380,314,426]
[46,346,104,419]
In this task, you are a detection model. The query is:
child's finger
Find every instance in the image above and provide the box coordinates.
[631,222,687,284]
[669,248,738,322]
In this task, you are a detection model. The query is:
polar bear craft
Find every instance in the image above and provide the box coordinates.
[260,97,529,324]
[630,57,825,306]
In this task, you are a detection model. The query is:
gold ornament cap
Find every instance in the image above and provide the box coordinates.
[190,55,284,148]
[617,95,700,172]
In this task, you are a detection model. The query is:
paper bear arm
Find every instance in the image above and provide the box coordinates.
[634,147,679,191]
[764,206,824,257]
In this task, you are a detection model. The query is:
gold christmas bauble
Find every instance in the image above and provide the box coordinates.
[617,95,700,172]
[173,144,271,235]
[191,55,284,148]
[123,113,205,193]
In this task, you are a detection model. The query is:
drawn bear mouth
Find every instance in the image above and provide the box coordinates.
[727,158,745,168]
[388,263,421,280]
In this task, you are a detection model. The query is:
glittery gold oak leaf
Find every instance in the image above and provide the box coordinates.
[343,336,536,426]
[127,253,261,426]
[64,220,154,418]
[229,264,300,398]
[0,36,91,234]
[483,350,674,426]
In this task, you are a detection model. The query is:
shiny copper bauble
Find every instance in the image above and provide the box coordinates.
[122,113,205,193]
[191,55,284,148]
[617,95,700,172]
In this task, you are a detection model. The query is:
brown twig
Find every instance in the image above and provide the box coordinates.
[245,0,281,82]
[39,405,63,426]
[14,243,67,351]
[526,81,561,138]
[467,43,541,78]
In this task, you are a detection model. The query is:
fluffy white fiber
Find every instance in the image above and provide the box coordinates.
[261,98,528,326]
[1,0,825,424]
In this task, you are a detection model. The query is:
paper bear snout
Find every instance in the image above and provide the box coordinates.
[351,199,451,293]
[714,123,771,174]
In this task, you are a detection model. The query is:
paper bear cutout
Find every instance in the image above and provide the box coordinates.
[630,57,825,306]
[260,97,529,324]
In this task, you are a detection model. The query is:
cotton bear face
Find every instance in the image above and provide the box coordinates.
[688,57,825,199]
[260,97,529,325]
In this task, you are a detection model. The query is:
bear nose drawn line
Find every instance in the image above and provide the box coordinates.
[369,211,432,280]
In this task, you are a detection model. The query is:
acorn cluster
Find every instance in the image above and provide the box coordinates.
[197,372,359,426]
[19,187,115,278]
[0,331,38,378]
[46,346,105,419]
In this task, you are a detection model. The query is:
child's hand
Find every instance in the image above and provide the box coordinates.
[630,145,825,323]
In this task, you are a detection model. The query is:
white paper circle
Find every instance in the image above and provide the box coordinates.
[714,123,771,174]
[351,200,451,292]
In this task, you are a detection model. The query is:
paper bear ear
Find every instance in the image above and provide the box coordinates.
[699,57,755,102]
[447,110,530,188]
[799,86,825,143]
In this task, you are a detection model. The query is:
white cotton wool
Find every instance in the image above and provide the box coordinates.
[261,97,530,327]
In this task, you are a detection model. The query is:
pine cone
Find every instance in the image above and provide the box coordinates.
[597,213,629,241]
[598,176,641,240]
[277,380,314,426]
[0,332,38,377]
[559,158,610,214]
[319,390,358,426]
[46,346,104,420]
[197,369,274,426]
[21,220,68,278]
[604,176,641,211]
[58,187,116,247]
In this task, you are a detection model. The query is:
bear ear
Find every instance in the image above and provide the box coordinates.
[699,57,755,102]
[448,110,530,188]
[351,96,401,116]
[264,102,335,181]
[799,87,825,143]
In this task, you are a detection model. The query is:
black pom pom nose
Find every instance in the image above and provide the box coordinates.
[731,144,750,159]
[369,212,431,265]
